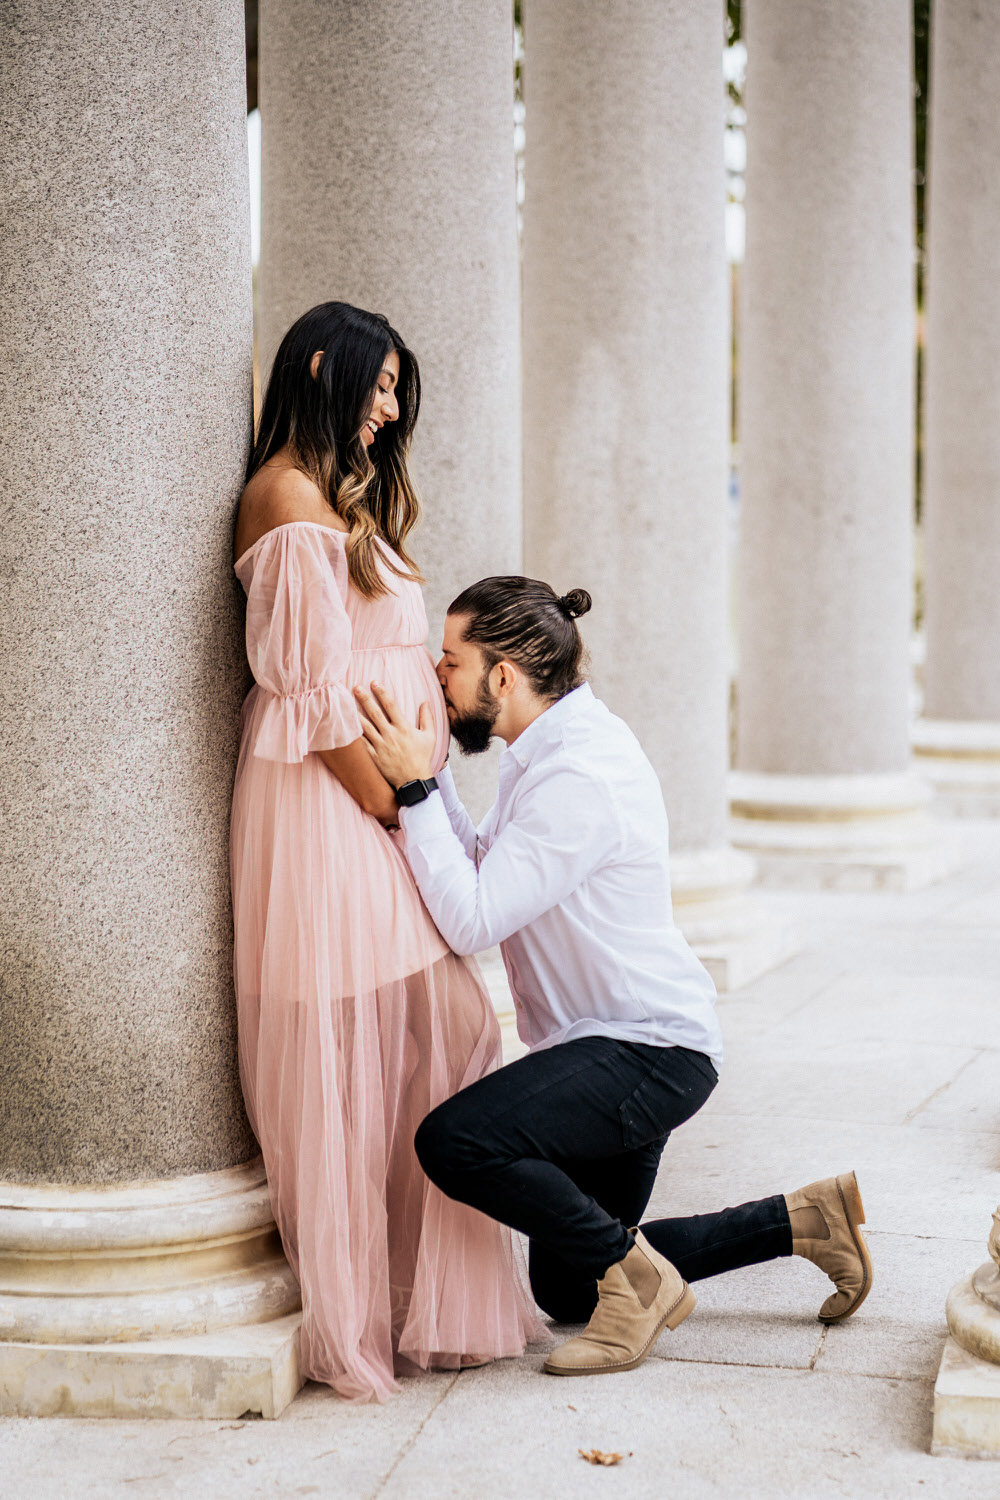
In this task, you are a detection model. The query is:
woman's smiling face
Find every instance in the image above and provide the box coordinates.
[361,349,400,447]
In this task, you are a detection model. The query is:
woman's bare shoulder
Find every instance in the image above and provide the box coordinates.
[235,464,348,559]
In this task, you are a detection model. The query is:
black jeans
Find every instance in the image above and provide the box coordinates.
[415,1036,792,1323]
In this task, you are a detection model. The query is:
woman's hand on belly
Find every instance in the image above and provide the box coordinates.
[318,738,400,826]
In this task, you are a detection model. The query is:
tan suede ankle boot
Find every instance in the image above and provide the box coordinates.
[786,1170,872,1323]
[543,1231,695,1376]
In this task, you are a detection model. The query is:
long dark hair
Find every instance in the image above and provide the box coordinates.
[247,301,422,598]
[448,576,592,701]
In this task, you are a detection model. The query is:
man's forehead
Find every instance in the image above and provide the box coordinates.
[442,614,474,653]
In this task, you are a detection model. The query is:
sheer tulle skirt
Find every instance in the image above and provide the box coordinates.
[231,707,541,1402]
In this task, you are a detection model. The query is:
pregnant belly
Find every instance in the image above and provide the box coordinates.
[346,645,450,773]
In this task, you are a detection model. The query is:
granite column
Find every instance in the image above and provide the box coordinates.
[732,0,948,889]
[521,0,790,986]
[0,0,300,1417]
[914,0,1000,813]
[258,0,521,818]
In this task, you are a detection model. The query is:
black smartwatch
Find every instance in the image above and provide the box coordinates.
[395,777,438,808]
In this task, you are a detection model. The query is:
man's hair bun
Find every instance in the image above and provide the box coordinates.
[448,575,590,700]
[558,588,592,620]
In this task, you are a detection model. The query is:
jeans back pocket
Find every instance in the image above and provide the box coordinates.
[617,1046,718,1151]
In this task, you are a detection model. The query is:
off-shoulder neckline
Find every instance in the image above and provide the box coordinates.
[234,519,349,571]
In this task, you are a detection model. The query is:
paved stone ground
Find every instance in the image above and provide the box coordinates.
[3,819,998,1498]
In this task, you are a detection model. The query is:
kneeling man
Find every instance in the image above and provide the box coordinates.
[356,577,871,1377]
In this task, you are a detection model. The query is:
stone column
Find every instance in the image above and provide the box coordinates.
[258,0,521,819]
[933,1209,1000,1457]
[732,0,950,890]
[913,0,1000,815]
[0,2,300,1418]
[521,0,791,987]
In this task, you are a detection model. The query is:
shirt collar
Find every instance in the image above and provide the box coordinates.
[502,682,595,769]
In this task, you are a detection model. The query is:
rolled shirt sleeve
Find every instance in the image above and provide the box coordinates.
[399,763,621,956]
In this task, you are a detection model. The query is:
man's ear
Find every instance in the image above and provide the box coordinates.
[493,659,519,699]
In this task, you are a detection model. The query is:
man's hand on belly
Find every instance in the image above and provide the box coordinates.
[355,682,436,787]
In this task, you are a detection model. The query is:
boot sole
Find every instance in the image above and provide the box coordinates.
[543,1282,696,1376]
[818,1170,873,1325]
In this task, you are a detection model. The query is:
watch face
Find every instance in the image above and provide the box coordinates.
[397,778,435,807]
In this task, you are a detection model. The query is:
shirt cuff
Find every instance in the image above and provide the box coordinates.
[398,787,455,844]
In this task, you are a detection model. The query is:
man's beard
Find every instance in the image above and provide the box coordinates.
[448,672,501,756]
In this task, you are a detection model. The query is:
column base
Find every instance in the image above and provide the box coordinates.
[0,1160,301,1346]
[0,1160,304,1419]
[729,771,960,892]
[932,1241,1000,1458]
[0,1312,302,1420]
[913,718,1000,816]
[933,1335,1000,1458]
[670,845,799,992]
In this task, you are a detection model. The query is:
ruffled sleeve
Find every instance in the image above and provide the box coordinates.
[241,525,363,763]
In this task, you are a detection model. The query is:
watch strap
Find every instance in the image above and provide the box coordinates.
[395,777,439,807]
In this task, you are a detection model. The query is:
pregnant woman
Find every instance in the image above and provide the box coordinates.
[230,302,539,1401]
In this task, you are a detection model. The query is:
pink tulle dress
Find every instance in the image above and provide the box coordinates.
[230,521,540,1402]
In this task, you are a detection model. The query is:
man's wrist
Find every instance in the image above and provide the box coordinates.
[394,776,438,808]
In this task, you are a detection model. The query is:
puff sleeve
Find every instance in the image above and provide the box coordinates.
[241,526,363,762]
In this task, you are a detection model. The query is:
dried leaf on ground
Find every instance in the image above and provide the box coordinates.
[578,1448,629,1466]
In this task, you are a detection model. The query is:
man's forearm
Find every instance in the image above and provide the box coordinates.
[435,764,480,860]
[399,793,489,954]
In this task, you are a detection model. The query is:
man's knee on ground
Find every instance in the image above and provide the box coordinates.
[529,1272,599,1325]
[528,1252,599,1324]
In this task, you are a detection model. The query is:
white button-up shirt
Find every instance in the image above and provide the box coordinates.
[399,683,723,1069]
